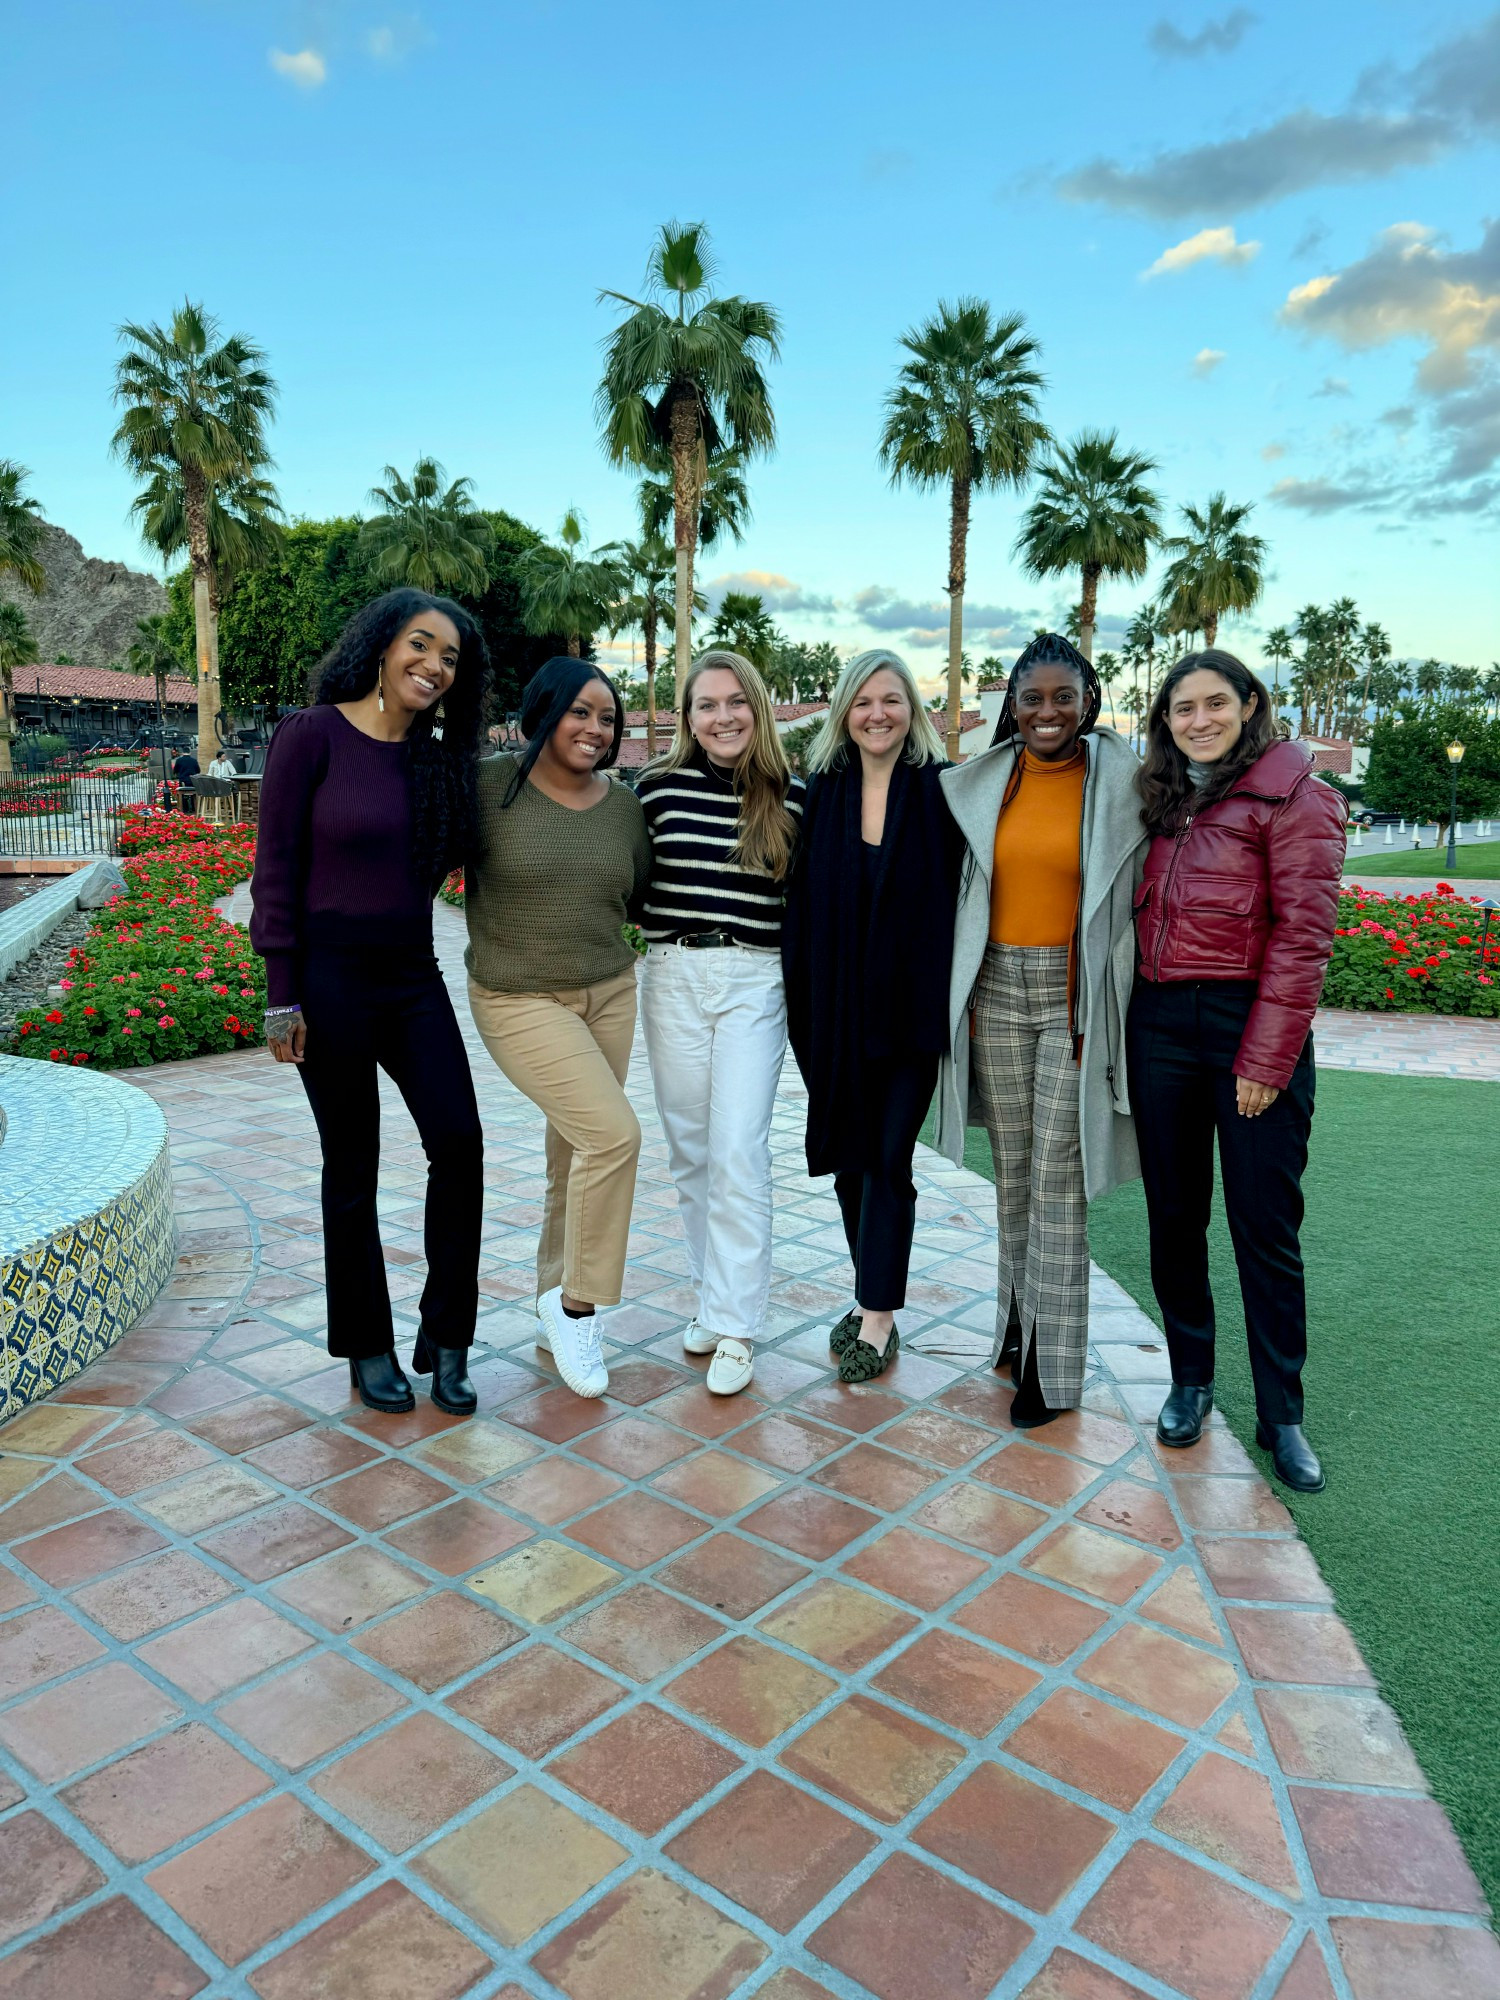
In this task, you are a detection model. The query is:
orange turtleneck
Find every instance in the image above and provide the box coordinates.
[988,745,1086,947]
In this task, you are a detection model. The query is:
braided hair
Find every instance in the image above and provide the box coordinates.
[310,589,492,889]
[990,631,1103,812]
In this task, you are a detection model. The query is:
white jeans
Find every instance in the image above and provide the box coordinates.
[639,943,788,1344]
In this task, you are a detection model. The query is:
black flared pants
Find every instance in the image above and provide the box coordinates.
[298,948,483,1359]
[1127,979,1315,1425]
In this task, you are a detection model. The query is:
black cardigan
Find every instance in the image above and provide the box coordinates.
[782,754,962,1178]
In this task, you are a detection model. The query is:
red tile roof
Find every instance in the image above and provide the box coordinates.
[25,664,197,704]
[1302,737,1354,775]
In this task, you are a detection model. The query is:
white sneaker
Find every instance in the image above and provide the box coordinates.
[705,1338,754,1396]
[681,1318,717,1356]
[535,1287,609,1399]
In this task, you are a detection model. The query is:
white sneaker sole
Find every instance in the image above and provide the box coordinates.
[535,1322,609,1400]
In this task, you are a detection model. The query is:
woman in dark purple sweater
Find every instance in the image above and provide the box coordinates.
[250,590,491,1416]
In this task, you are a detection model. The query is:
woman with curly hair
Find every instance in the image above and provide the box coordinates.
[464,659,651,1403]
[250,589,490,1418]
[935,632,1146,1429]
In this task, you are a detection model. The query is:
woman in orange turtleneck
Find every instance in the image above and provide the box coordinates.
[935,634,1147,1428]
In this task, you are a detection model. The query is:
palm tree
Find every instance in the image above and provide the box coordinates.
[707,590,778,672]
[1484,664,1500,720]
[0,460,47,596]
[1157,493,1266,648]
[1094,649,1121,729]
[1416,658,1445,702]
[127,614,180,732]
[1123,606,1159,735]
[131,462,282,619]
[1263,626,1293,717]
[878,299,1047,758]
[1352,620,1390,739]
[112,302,277,766]
[0,602,39,778]
[598,222,781,701]
[515,510,627,659]
[603,530,691,754]
[0,462,47,776]
[362,457,493,596]
[1015,431,1161,667]
[639,444,752,561]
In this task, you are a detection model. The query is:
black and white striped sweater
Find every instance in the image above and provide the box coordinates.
[635,756,805,948]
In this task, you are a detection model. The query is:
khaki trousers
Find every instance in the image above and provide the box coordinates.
[468,968,641,1307]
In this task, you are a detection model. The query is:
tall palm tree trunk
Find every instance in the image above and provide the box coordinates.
[566,632,582,659]
[0,670,13,778]
[945,474,971,762]
[184,472,218,769]
[1078,563,1100,664]
[670,403,700,706]
[644,604,659,756]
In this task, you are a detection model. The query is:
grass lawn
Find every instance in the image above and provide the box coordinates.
[1346,839,1500,879]
[928,1070,1500,1911]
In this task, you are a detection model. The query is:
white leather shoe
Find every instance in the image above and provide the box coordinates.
[705,1338,754,1396]
[535,1286,609,1399]
[681,1318,717,1356]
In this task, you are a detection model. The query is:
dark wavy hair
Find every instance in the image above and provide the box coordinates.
[1137,648,1277,837]
[502,658,623,806]
[310,588,491,886]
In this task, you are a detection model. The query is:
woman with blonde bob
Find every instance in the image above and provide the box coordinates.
[783,649,961,1382]
[635,650,805,1395]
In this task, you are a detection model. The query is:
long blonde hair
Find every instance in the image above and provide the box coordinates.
[807,648,946,772]
[644,649,799,880]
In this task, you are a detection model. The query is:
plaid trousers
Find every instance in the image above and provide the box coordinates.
[972,943,1089,1407]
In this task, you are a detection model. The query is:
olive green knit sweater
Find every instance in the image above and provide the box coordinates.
[464,756,651,994]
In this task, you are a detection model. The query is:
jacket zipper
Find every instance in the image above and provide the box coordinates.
[1151,814,1193,980]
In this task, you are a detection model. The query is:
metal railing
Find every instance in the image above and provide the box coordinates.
[0,771,153,859]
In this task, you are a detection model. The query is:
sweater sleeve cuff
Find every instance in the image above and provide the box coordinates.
[262,953,300,1010]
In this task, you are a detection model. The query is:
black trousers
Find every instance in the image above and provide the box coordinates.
[834,1055,939,1313]
[298,948,483,1360]
[1127,979,1314,1425]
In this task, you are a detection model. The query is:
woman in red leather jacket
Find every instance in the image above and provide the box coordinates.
[1130,649,1345,1492]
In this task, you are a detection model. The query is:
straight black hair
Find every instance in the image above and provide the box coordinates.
[501,657,624,805]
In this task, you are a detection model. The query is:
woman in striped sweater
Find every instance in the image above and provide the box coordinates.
[635,651,805,1396]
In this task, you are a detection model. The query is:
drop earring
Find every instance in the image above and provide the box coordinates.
[432,698,446,742]
[377,659,385,713]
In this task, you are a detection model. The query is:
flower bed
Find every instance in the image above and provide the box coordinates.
[1326,884,1500,1017]
[6,807,265,1068]
[0,787,73,818]
[438,869,465,908]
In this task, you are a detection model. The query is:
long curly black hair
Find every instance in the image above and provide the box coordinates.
[310,588,492,887]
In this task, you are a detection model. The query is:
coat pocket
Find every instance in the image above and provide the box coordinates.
[1169,874,1266,972]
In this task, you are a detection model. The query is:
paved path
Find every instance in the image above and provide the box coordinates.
[0,908,1495,2000]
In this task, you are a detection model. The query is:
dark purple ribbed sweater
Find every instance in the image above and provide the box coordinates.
[249,706,432,1006]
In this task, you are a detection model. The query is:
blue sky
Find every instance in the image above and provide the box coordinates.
[10,0,1500,683]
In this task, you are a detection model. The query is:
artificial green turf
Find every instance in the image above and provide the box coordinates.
[927,1072,1500,1912]
[1346,839,1500,879]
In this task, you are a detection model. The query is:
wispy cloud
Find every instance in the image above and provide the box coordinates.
[1061,12,1500,217]
[269,46,327,88]
[366,14,428,62]
[1268,474,1391,514]
[1143,224,1261,277]
[1149,9,1258,59]
[1193,348,1227,377]
[1261,441,1287,460]
[851,587,1036,651]
[1313,375,1352,397]
[704,571,836,616]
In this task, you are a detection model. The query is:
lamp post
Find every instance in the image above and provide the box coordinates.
[1445,740,1465,872]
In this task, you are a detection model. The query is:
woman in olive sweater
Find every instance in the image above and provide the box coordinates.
[465,658,650,1403]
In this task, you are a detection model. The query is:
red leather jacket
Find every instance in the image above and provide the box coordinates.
[1134,739,1347,1087]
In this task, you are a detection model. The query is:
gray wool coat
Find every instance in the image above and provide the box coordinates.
[933,727,1148,1201]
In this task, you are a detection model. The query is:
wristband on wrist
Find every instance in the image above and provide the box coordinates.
[264,1005,302,1020]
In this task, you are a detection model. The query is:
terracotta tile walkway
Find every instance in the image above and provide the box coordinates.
[1,908,1496,2000]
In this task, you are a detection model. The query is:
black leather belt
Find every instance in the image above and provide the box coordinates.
[677,931,734,949]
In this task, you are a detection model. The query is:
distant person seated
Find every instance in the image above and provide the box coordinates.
[172,750,200,813]
[207,752,238,781]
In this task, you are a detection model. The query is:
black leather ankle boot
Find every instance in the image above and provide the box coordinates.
[348,1352,415,1414]
[1009,1336,1063,1430]
[1156,1381,1214,1446]
[1257,1421,1325,1492]
[411,1332,476,1415]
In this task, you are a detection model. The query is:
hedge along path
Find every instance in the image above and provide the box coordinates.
[6,808,266,1070]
